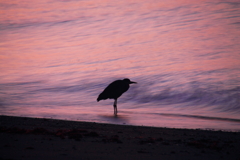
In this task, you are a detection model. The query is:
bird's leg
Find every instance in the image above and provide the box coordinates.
[113,99,117,116]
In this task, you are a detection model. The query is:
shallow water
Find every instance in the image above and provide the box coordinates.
[1,0,240,131]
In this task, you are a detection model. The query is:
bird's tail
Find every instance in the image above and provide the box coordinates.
[97,93,107,102]
[97,97,101,102]
[97,94,103,102]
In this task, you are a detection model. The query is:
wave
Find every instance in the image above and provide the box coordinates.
[125,76,240,113]
[154,113,240,123]
[1,77,240,113]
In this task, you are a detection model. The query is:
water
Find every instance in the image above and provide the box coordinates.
[1,0,240,131]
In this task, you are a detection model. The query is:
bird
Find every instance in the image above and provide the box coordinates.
[97,78,137,116]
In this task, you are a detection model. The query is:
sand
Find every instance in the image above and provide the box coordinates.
[0,115,239,160]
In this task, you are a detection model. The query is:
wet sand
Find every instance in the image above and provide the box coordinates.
[0,115,239,160]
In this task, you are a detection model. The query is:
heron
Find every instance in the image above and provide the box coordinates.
[97,78,137,116]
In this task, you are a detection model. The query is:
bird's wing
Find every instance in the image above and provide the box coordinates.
[100,80,129,100]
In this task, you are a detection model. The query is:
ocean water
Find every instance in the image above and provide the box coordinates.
[1,0,240,131]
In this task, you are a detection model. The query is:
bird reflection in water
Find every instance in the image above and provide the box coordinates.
[99,114,129,125]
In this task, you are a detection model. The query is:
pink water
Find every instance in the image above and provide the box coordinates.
[1,0,240,131]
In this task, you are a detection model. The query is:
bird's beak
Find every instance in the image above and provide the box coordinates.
[130,81,137,84]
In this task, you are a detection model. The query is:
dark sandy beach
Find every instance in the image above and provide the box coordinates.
[0,115,239,160]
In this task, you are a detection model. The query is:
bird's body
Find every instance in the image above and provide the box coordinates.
[97,80,130,101]
[97,78,136,115]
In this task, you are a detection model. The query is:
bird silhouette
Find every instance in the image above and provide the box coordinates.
[97,78,137,116]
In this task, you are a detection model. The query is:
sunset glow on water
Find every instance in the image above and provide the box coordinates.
[1,0,240,131]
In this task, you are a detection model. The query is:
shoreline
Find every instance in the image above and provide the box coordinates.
[1,114,239,132]
[1,115,240,159]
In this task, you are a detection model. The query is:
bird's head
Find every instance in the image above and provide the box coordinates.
[123,78,137,84]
